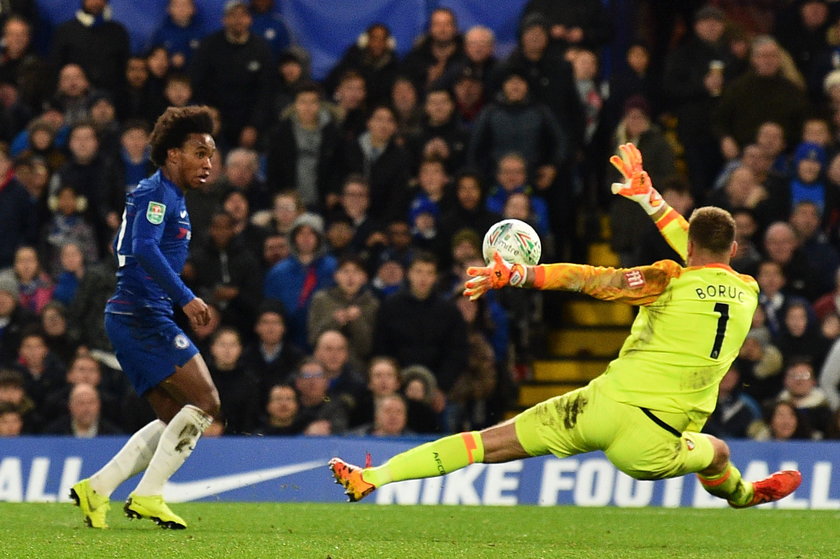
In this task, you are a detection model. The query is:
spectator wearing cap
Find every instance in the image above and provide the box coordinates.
[325,23,399,107]
[264,213,337,349]
[495,13,582,152]
[662,3,737,197]
[714,35,809,161]
[468,67,567,186]
[148,0,204,70]
[784,141,828,216]
[519,0,612,52]
[607,94,676,267]
[50,0,130,96]
[271,48,312,121]
[452,67,486,127]
[191,0,275,149]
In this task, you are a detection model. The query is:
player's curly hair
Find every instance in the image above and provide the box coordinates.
[149,106,215,167]
[688,206,736,254]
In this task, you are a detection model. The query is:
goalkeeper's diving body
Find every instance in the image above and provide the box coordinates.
[69,107,221,529]
[330,143,801,507]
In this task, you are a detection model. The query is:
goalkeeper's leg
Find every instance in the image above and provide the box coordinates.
[330,421,529,501]
[696,435,801,508]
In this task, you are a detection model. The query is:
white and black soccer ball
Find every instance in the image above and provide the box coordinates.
[482,219,542,265]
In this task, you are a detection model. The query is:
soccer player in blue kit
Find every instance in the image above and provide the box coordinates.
[70,106,221,529]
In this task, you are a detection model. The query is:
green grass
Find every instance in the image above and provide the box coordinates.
[0,502,835,559]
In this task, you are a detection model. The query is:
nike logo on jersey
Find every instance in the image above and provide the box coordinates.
[180,210,187,218]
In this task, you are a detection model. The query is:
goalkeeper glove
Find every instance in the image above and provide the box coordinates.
[609,142,664,215]
[464,252,527,301]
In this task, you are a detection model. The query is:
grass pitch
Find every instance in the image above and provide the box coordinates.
[0,502,834,559]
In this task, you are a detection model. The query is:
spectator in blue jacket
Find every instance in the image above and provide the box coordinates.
[263,213,337,349]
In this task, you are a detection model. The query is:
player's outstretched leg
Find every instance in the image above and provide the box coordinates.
[698,462,802,508]
[329,457,376,502]
[727,470,802,509]
[329,432,485,502]
[69,479,111,529]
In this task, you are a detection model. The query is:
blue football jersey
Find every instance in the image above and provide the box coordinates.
[106,169,195,316]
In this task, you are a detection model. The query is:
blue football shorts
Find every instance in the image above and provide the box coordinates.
[105,312,199,396]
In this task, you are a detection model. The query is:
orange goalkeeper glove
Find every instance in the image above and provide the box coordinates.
[609,142,663,215]
[464,252,527,301]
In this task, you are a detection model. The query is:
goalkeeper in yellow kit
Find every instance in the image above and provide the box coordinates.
[330,143,801,507]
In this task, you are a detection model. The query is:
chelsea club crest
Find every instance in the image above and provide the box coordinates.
[174,334,190,350]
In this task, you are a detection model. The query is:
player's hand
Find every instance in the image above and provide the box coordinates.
[464,252,526,300]
[183,297,210,328]
[609,142,663,215]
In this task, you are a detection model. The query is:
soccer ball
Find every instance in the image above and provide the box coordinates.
[482,219,542,265]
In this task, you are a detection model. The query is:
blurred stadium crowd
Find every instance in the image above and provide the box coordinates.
[2,0,840,442]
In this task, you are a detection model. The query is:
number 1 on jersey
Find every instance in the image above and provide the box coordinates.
[710,302,730,358]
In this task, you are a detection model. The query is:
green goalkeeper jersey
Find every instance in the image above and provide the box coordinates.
[597,262,758,429]
[533,205,758,430]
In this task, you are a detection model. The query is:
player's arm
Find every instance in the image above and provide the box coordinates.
[131,195,196,308]
[610,142,688,262]
[465,253,680,305]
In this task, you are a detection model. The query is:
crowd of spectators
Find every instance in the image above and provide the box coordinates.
[3,0,840,442]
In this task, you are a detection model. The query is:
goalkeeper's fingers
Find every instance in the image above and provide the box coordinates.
[466,262,492,277]
[619,142,643,172]
[609,154,629,179]
[464,276,489,300]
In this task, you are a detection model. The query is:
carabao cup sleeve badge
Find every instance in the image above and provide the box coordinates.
[147,201,167,225]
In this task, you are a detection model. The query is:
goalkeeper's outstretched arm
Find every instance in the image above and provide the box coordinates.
[609,142,689,262]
